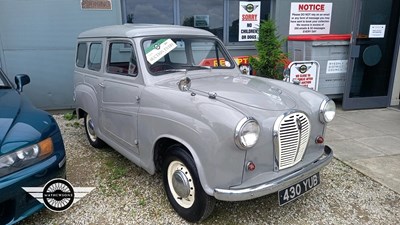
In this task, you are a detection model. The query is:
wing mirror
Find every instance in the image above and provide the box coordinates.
[178,77,191,92]
[15,74,30,92]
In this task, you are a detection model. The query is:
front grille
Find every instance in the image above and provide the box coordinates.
[274,112,310,170]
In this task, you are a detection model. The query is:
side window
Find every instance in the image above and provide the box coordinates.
[76,43,87,68]
[107,42,138,76]
[88,43,103,71]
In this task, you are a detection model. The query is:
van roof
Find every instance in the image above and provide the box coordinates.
[78,24,215,39]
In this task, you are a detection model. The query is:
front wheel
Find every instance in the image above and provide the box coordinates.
[84,113,106,148]
[162,145,215,222]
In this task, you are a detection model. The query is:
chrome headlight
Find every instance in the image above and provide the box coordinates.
[234,117,260,149]
[0,137,54,177]
[320,99,336,123]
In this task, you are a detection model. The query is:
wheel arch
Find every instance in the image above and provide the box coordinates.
[74,84,99,121]
[76,108,86,119]
[152,135,213,195]
[153,137,195,172]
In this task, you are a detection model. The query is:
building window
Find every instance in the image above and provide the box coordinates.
[76,43,87,68]
[88,43,103,71]
[124,0,173,24]
[228,0,270,43]
[180,0,224,40]
[122,0,271,44]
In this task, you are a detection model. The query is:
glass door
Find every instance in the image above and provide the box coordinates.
[343,0,399,110]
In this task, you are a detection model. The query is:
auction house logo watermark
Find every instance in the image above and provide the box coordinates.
[22,178,95,212]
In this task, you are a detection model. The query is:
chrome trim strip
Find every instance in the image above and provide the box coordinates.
[273,110,310,171]
[234,117,258,150]
[214,146,333,201]
[319,98,329,123]
[273,114,285,171]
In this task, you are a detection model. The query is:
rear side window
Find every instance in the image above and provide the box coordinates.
[107,42,138,76]
[88,43,103,71]
[76,43,87,68]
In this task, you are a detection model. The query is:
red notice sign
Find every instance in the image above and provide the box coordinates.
[289,2,332,35]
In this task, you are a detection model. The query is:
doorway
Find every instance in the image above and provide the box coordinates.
[343,0,400,110]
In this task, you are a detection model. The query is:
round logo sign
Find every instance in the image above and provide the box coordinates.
[42,178,75,212]
[246,4,255,13]
[299,65,308,73]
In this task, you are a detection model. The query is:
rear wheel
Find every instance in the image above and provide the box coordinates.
[162,145,215,222]
[84,113,105,148]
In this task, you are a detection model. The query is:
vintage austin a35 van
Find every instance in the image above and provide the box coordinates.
[73,24,335,222]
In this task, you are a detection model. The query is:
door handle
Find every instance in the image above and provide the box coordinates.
[98,83,105,88]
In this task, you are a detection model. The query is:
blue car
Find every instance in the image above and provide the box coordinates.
[0,69,66,224]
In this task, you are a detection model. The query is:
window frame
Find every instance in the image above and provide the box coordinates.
[179,0,224,41]
[122,0,174,25]
[122,0,271,46]
[140,36,236,76]
[76,42,88,68]
[106,40,139,77]
[88,42,103,72]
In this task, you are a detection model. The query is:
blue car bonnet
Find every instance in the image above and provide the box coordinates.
[0,89,21,148]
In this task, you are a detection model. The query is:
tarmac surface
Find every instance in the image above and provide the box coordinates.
[326,106,400,194]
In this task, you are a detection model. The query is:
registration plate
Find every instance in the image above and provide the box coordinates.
[278,173,320,206]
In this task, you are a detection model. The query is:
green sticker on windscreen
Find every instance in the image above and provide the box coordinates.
[145,39,177,65]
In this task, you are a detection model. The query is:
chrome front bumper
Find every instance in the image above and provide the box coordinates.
[214,146,333,201]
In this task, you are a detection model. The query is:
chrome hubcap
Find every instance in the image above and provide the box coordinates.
[86,115,97,141]
[172,170,190,198]
[167,160,195,208]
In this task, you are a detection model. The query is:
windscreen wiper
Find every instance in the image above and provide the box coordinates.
[180,65,212,71]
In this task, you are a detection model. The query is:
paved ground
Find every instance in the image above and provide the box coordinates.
[326,106,400,194]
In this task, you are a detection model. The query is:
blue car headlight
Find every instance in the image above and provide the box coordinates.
[0,137,54,177]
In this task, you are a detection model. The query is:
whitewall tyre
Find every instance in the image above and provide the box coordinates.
[162,145,215,222]
[84,113,106,148]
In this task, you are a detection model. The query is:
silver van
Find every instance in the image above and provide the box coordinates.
[73,24,335,222]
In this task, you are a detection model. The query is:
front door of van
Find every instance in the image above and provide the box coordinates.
[343,0,399,110]
[99,40,141,154]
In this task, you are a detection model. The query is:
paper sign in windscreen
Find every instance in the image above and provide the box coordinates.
[145,39,177,65]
